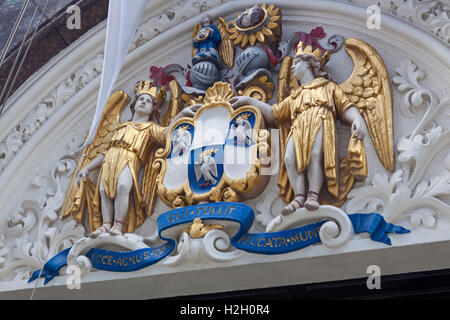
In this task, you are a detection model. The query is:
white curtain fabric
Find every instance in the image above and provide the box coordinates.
[84,0,150,148]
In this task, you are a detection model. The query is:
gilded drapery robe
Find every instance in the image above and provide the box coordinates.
[93,121,166,233]
[273,77,367,204]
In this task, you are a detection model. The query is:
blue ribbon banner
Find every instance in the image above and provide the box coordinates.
[29,202,409,285]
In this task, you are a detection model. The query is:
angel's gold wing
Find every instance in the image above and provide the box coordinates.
[142,80,179,217]
[161,79,182,127]
[217,17,234,69]
[339,38,394,171]
[192,23,202,60]
[277,56,300,103]
[61,90,130,229]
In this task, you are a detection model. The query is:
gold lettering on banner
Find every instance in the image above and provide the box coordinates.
[176,211,185,220]
[257,237,265,247]
[264,238,274,248]
[237,235,250,245]
[300,232,308,241]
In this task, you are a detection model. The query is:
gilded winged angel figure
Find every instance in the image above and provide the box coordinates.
[231,38,394,215]
[61,79,188,236]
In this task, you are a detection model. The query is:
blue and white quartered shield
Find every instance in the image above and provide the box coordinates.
[155,84,270,206]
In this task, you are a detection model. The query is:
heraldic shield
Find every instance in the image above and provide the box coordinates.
[155,82,271,208]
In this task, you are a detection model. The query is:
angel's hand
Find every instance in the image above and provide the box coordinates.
[77,168,90,183]
[179,107,197,118]
[351,119,367,140]
[190,104,202,112]
[229,96,252,109]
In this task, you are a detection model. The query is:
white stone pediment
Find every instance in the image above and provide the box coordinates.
[0,0,448,299]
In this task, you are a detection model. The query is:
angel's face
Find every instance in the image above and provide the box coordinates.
[135,94,155,117]
[292,57,311,81]
[236,119,244,126]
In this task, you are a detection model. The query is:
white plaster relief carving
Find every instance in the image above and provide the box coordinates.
[0,55,103,175]
[162,230,242,267]
[346,59,450,229]
[266,206,354,248]
[0,137,86,281]
[344,0,449,43]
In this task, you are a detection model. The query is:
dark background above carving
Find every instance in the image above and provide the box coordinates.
[0,0,108,110]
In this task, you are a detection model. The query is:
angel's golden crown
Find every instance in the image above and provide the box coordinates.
[200,148,218,158]
[295,41,330,66]
[135,80,166,105]
[236,113,251,122]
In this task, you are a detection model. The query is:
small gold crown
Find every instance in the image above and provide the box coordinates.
[236,113,251,122]
[295,41,330,66]
[200,148,218,158]
[177,125,191,131]
[135,80,167,106]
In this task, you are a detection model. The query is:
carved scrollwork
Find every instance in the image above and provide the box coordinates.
[346,59,450,228]
[266,206,354,248]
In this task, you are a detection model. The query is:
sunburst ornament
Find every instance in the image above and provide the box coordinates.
[228,3,282,48]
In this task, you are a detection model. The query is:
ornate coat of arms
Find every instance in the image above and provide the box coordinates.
[155,82,270,208]
[29,3,414,284]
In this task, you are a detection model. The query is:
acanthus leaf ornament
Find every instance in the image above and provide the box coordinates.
[347,59,450,228]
